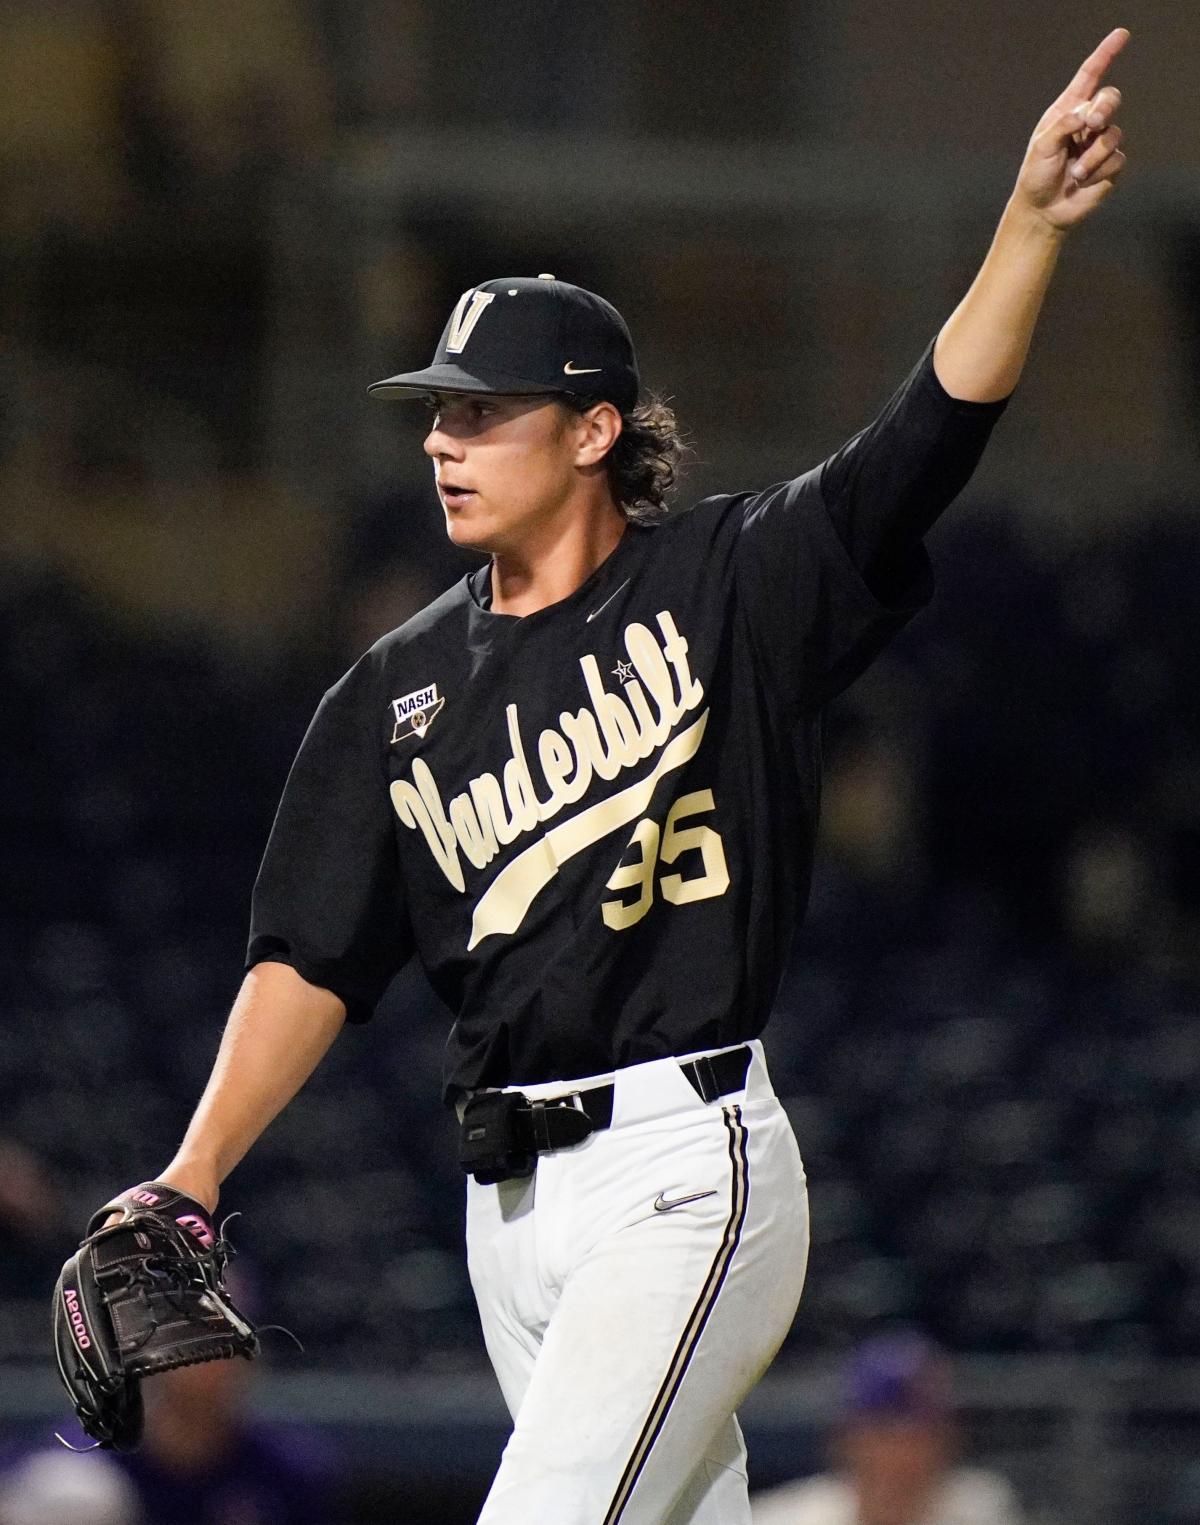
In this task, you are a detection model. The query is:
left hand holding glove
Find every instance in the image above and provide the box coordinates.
[52,1180,259,1451]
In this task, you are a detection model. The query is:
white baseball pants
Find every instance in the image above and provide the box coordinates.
[466,1040,809,1523]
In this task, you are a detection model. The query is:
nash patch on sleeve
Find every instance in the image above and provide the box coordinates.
[390,683,446,743]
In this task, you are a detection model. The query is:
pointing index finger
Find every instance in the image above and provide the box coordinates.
[1062,27,1131,104]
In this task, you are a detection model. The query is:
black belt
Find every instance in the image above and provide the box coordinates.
[459,1046,753,1185]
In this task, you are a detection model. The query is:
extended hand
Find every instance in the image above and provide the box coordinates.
[1012,27,1130,232]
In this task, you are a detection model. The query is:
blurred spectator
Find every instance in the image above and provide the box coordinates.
[0,1140,73,1365]
[3,1332,331,1525]
[111,1266,335,1525]
[751,1332,1024,1525]
[0,1450,139,1525]
[104,1356,330,1525]
[0,1139,71,1301]
[5,1259,335,1524]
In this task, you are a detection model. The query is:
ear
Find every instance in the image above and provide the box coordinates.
[569,401,623,467]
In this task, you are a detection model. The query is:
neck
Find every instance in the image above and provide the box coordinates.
[489,497,627,616]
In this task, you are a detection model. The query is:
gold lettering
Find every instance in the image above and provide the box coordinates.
[657,610,704,709]
[602,819,660,931]
[623,622,680,739]
[538,727,589,806]
[621,678,661,757]
[449,793,496,869]
[390,610,711,928]
[502,704,542,832]
[469,710,709,949]
[470,773,519,848]
[561,705,620,783]
[390,763,464,892]
[659,788,730,905]
[580,655,641,770]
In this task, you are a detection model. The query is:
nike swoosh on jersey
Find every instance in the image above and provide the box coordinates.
[564,361,603,374]
[653,1190,718,1213]
[585,578,631,623]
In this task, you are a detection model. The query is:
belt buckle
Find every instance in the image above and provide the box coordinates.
[692,1054,719,1104]
[528,1099,552,1152]
[529,1091,593,1153]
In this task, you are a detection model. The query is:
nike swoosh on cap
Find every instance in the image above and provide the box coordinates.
[653,1190,718,1213]
[564,361,603,374]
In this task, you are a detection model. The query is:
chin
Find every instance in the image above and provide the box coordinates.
[443,505,516,556]
[444,516,496,554]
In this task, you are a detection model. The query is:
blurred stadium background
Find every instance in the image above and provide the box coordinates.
[1,2,1199,1521]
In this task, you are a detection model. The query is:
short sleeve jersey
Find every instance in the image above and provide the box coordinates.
[248,339,1008,1100]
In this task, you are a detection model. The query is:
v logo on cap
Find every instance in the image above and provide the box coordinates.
[445,290,496,355]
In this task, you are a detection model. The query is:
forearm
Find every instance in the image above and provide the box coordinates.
[932,198,1068,403]
[161,962,346,1208]
[818,337,1008,595]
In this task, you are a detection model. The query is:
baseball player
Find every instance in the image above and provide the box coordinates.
[115,30,1127,1523]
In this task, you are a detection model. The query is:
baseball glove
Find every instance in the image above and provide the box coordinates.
[52,1180,259,1451]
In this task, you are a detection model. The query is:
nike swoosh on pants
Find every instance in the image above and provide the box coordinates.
[653,1190,718,1213]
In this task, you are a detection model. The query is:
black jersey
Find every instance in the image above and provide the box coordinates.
[248,338,1008,1100]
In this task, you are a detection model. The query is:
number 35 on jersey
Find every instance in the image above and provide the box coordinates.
[602,788,729,931]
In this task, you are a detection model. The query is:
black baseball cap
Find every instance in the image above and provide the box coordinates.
[368,274,640,413]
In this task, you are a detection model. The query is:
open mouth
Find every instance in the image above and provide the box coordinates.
[440,483,476,508]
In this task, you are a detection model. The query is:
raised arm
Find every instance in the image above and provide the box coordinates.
[934,26,1129,402]
[819,29,1130,594]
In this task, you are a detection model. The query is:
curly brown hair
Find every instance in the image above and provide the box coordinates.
[563,392,689,522]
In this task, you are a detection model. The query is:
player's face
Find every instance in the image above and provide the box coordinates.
[422,392,603,555]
